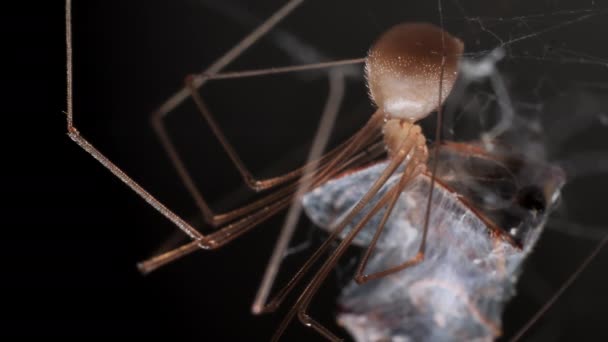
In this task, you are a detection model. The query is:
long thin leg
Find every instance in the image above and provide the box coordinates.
[418,12,447,260]
[271,192,396,341]
[137,117,383,273]
[430,175,519,247]
[186,77,333,191]
[252,68,345,314]
[136,141,385,273]
[139,190,304,273]
[138,137,386,274]
[152,73,367,228]
[199,131,386,247]
[295,193,412,340]
[66,0,202,241]
[298,193,399,341]
[185,59,363,193]
[204,116,383,247]
[152,58,365,224]
[160,134,353,228]
[155,70,378,228]
[272,162,414,341]
[256,135,412,320]
[354,160,426,283]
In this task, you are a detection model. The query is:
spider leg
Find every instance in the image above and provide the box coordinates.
[136,114,383,273]
[266,135,416,340]
[152,65,362,228]
[354,161,427,284]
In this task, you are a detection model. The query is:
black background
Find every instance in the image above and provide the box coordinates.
[6,0,608,341]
